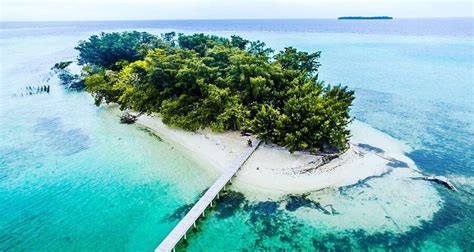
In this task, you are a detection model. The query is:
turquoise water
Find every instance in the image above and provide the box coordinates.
[0,36,216,250]
[1,19,473,250]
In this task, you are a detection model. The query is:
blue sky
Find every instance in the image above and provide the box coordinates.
[1,0,472,21]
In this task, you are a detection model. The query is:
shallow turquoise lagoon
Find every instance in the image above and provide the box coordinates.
[1,19,473,251]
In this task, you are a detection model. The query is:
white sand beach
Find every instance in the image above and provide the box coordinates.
[132,109,423,197]
[113,107,442,233]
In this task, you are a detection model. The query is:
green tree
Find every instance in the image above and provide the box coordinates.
[275,47,321,79]
[73,31,355,153]
[75,31,163,70]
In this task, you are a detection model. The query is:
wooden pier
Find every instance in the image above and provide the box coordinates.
[155,139,261,252]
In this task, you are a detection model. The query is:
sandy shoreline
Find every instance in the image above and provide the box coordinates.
[111,106,442,232]
[125,107,422,199]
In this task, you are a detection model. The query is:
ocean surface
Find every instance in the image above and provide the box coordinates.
[1,19,473,251]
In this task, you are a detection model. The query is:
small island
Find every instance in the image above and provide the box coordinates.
[73,31,355,154]
[338,16,393,20]
[57,31,430,198]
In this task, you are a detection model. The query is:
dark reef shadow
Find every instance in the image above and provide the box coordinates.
[33,117,90,156]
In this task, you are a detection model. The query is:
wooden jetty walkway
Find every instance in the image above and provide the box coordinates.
[155,139,261,252]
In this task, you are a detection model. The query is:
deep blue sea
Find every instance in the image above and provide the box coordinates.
[1,19,473,251]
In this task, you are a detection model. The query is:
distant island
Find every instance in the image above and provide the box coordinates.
[338,16,393,20]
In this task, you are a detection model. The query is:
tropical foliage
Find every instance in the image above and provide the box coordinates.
[74,31,354,153]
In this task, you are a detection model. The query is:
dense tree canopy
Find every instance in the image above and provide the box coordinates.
[75,31,354,153]
[75,31,163,70]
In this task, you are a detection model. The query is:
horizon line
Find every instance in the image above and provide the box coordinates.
[1,17,473,23]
